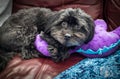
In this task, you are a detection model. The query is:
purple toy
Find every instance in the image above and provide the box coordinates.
[34,19,120,58]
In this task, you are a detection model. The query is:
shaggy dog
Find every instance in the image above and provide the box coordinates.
[0,8,94,71]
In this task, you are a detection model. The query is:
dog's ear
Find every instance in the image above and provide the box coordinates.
[36,8,54,32]
[76,8,95,44]
[84,17,95,44]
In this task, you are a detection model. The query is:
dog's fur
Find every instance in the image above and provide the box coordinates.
[0,7,94,72]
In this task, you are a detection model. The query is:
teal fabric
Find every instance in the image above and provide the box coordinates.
[54,49,120,79]
[77,40,120,55]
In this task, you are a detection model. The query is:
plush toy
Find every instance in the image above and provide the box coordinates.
[34,19,120,57]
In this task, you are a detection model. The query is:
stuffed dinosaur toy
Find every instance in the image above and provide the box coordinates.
[34,19,120,57]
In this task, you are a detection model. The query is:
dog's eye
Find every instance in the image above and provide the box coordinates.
[61,22,67,28]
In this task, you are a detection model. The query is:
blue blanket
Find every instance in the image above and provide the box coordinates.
[54,50,120,79]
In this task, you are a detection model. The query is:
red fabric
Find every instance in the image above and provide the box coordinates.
[0,54,84,79]
[104,0,120,31]
[13,0,103,19]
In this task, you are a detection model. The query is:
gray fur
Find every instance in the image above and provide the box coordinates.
[0,7,94,72]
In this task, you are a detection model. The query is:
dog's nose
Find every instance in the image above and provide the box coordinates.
[65,33,71,39]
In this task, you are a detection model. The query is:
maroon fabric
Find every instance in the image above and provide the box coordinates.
[13,0,103,19]
[0,54,84,79]
[104,0,120,31]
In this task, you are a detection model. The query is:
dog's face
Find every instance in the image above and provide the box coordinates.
[46,8,94,47]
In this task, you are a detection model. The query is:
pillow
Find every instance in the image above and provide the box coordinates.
[34,19,120,57]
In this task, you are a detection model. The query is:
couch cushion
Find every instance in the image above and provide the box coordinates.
[0,54,84,79]
[104,0,120,31]
[13,0,103,19]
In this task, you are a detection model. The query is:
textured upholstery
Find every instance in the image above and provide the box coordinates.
[104,0,120,30]
[12,0,103,19]
[0,54,84,79]
[0,0,120,79]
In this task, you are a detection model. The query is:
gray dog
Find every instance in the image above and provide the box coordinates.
[0,7,94,71]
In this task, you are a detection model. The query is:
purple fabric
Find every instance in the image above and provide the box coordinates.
[81,19,120,51]
[69,19,120,57]
[34,19,120,57]
[34,34,50,56]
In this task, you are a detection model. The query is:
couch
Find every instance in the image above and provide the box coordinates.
[0,0,120,79]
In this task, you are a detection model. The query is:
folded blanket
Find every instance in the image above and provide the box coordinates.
[54,49,120,79]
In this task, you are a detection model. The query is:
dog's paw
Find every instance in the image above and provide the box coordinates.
[48,45,70,62]
[47,45,61,62]
[60,51,70,61]
[51,55,62,62]
[48,45,57,54]
[51,51,70,62]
